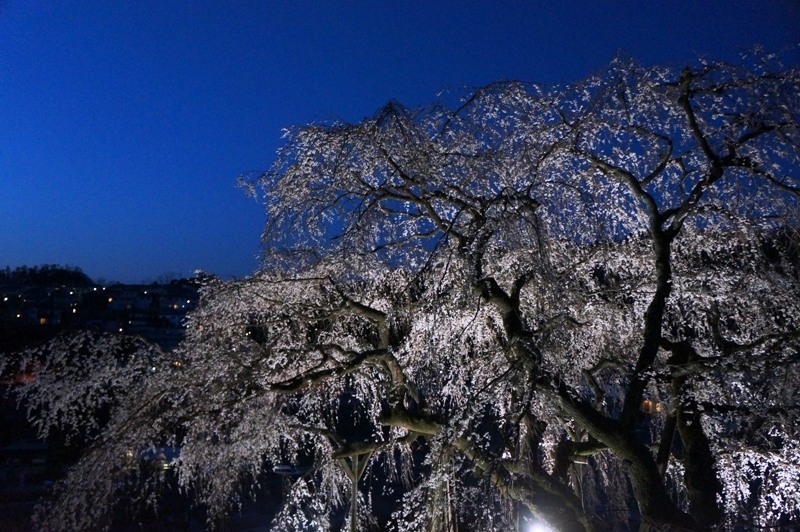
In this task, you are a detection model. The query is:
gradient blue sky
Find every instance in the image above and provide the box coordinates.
[1,1,798,283]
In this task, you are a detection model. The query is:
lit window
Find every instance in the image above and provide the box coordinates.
[39,317,47,325]
[72,308,77,314]
[108,297,113,303]
[641,400,662,415]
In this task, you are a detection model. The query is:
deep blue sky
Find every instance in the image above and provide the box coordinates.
[1,1,798,283]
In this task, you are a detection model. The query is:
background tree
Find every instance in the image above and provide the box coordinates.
[9,51,800,530]
[0,264,93,287]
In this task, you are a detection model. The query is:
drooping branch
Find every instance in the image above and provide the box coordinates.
[709,305,800,356]
[381,407,598,532]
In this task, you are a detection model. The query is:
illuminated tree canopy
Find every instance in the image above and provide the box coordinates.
[6,51,800,530]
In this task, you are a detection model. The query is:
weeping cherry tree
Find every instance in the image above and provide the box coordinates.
[5,51,800,530]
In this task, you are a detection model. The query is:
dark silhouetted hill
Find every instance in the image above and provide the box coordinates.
[0,265,93,288]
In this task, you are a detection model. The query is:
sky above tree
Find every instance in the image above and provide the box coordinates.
[1,0,798,283]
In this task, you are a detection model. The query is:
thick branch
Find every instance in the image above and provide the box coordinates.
[269,348,388,393]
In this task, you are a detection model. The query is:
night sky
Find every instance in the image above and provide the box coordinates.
[2,1,798,283]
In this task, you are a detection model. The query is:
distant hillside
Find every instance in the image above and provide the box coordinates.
[0,265,93,288]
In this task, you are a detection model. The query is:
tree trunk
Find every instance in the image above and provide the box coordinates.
[666,340,724,527]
